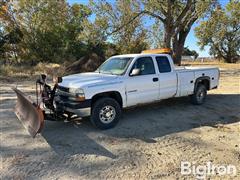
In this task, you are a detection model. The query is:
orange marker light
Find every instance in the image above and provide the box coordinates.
[141,48,172,54]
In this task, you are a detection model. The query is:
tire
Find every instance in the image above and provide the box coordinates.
[190,84,207,105]
[90,97,121,129]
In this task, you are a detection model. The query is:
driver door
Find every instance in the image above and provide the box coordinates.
[125,57,159,106]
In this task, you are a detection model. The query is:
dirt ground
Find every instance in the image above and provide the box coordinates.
[0,63,239,179]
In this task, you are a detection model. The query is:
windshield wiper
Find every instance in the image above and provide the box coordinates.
[107,70,114,75]
[98,70,114,75]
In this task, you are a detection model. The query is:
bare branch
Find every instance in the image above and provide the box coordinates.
[153,0,168,16]
[107,10,165,36]
[174,0,194,29]
[107,11,145,36]
[143,10,165,22]
[173,12,197,38]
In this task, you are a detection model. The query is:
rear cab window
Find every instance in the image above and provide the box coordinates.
[155,56,171,73]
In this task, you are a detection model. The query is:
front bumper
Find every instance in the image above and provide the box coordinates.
[54,96,91,117]
[65,107,91,117]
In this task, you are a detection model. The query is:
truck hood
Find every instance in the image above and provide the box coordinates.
[58,72,119,89]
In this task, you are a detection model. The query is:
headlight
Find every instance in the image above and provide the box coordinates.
[75,88,84,96]
[69,88,85,101]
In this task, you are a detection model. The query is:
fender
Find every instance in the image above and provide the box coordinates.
[91,91,123,108]
[194,76,210,92]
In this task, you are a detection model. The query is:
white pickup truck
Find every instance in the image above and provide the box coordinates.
[55,53,219,129]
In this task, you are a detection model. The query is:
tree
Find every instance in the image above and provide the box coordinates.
[147,20,165,49]
[93,0,216,65]
[143,0,216,65]
[0,26,5,61]
[0,0,91,64]
[195,1,240,63]
[90,0,149,55]
[78,10,110,58]
[0,1,23,63]
[183,46,198,59]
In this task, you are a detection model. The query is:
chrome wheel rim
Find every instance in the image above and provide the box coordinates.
[99,105,116,124]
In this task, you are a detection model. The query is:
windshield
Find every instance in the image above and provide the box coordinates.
[97,57,133,75]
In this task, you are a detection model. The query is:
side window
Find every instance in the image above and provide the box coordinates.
[156,56,171,73]
[131,57,155,75]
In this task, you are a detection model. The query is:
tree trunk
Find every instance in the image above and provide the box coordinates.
[163,24,173,48]
[172,40,184,65]
[172,28,190,65]
[12,44,19,63]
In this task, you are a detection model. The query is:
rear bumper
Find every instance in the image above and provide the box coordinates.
[54,97,91,117]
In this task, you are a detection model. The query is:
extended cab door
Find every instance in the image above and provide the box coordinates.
[125,56,159,106]
[155,56,177,99]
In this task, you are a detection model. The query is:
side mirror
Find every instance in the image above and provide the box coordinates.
[130,68,140,76]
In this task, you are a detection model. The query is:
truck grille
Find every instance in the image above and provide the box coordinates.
[56,86,76,101]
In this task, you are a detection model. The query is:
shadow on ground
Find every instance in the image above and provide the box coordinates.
[39,94,240,158]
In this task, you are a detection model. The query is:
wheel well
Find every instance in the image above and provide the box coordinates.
[196,77,210,90]
[91,91,123,107]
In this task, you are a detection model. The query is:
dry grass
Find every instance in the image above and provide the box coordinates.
[182,60,239,70]
[0,63,65,80]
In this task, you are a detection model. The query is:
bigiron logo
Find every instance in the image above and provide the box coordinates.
[181,161,237,179]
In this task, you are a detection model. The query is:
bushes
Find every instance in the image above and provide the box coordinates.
[1,1,92,65]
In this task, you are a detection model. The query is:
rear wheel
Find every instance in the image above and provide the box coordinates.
[90,97,121,129]
[190,84,207,105]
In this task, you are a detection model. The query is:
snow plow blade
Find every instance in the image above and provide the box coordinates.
[12,88,44,138]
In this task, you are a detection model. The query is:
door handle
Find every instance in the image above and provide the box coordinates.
[153,77,159,82]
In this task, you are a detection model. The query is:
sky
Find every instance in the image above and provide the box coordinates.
[68,0,229,57]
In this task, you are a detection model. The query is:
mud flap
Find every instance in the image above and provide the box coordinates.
[12,88,44,138]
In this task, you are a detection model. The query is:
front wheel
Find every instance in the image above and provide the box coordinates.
[190,84,207,105]
[90,97,121,129]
